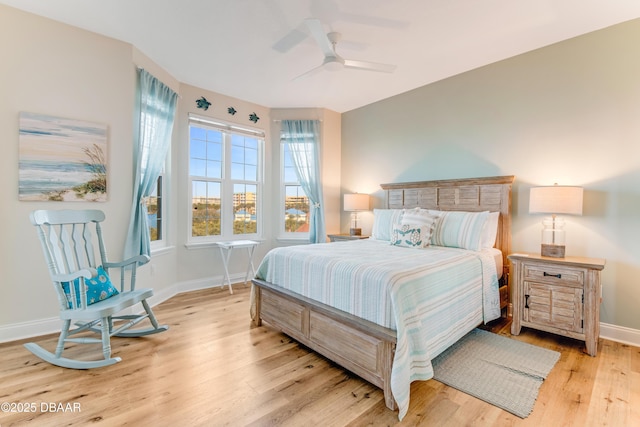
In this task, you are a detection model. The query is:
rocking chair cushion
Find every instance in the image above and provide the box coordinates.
[61,266,119,308]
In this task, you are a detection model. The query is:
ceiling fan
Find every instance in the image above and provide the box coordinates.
[294,19,397,80]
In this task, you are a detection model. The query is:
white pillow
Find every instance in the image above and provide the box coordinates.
[401,207,438,227]
[391,223,433,248]
[480,212,500,249]
[370,209,403,241]
[430,211,490,251]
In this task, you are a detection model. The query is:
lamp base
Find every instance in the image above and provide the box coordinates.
[541,243,565,258]
[350,228,362,236]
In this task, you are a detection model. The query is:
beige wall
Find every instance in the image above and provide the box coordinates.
[0,6,141,328]
[0,5,341,340]
[342,19,640,331]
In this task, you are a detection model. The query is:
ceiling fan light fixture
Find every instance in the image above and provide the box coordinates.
[323,56,344,71]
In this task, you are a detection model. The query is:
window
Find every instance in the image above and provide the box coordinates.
[188,115,263,242]
[146,174,163,243]
[282,143,310,236]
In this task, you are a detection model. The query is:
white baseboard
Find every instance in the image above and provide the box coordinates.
[600,322,640,348]
[0,273,246,344]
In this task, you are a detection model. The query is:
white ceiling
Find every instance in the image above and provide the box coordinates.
[3,0,640,113]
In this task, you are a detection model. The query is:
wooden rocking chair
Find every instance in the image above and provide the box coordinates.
[27,209,168,369]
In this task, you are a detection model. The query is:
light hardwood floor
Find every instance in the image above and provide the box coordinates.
[1,285,638,426]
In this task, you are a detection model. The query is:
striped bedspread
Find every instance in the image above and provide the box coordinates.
[254,239,501,420]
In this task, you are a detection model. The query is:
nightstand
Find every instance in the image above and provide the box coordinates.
[509,253,605,356]
[328,234,369,242]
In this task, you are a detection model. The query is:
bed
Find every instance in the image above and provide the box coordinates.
[251,175,514,419]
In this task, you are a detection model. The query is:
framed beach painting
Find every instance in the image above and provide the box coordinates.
[19,112,108,202]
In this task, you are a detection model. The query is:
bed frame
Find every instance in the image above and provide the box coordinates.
[252,175,514,412]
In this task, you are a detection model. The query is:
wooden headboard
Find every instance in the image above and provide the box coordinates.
[381,175,515,280]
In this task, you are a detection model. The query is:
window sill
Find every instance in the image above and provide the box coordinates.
[276,237,310,245]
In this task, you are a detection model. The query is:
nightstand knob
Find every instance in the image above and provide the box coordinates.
[543,272,562,279]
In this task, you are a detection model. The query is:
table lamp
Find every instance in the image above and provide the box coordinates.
[343,193,369,236]
[529,184,583,258]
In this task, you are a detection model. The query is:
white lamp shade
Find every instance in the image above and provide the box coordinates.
[529,185,583,215]
[344,193,369,211]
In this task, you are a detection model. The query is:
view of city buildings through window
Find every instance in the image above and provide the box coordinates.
[285,185,309,233]
[282,143,310,234]
[188,121,311,239]
[189,121,261,238]
[191,189,258,235]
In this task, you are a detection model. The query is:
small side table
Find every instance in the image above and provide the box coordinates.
[328,234,369,242]
[216,240,259,294]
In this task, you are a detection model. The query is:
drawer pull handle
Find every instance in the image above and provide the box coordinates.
[543,272,562,279]
[525,294,529,309]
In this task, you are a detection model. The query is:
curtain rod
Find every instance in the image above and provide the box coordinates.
[135,66,182,98]
[272,119,323,122]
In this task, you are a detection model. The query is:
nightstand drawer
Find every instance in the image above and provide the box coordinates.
[523,263,584,286]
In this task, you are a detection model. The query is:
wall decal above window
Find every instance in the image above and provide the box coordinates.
[249,112,260,123]
[196,96,211,111]
[227,107,237,115]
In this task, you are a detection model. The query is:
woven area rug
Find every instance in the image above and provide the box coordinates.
[432,328,560,418]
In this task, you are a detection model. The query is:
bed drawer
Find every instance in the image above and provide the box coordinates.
[310,311,381,373]
[260,290,307,336]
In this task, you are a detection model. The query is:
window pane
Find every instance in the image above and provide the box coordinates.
[245,165,257,181]
[245,147,258,165]
[207,129,222,142]
[190,158,206,177]
[231,145,245,163]
[146,177,160,241]
[206,160,222,179]
[191,139,206,158]
[233,183,257,235]
[207,141,222,161]
[231,136,259,181]
[283,149,294,167]
[284,168,298,182]
[283,143,298,182]
[192,180,221,236]
[190,126,206,140]
[285,184,309,233]
[231,162,245,180]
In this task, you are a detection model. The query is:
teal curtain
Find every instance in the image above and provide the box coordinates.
[281,120,326,243]
[124,69,178,259]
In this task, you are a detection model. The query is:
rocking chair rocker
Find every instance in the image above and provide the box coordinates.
[27,209,168,369]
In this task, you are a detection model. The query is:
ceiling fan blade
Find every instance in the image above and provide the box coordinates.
[304,18,335,58]
[344,59,396,73]
[292,64,325,81]
[272,27,307,53]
